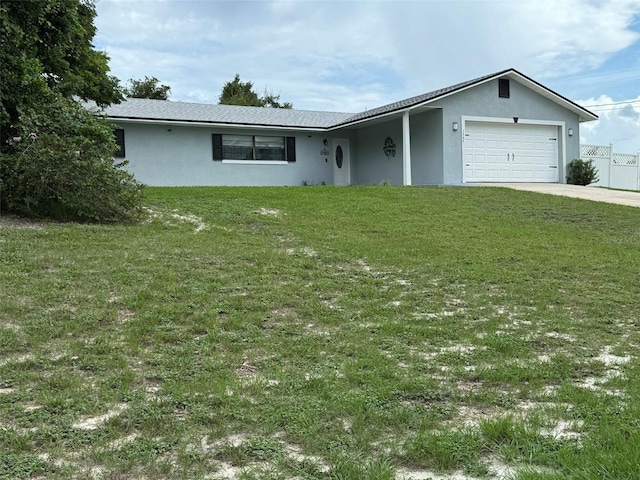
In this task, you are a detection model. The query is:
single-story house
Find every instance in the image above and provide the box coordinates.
[97,68,598,186]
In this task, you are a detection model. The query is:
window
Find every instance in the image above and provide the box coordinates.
[212,134,296,162]
[114,129,125,157]
[499,78,510,98]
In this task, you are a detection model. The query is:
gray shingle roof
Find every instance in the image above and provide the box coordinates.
[95,98,354,129]
[335,71,504,126]
[93,69,596,129]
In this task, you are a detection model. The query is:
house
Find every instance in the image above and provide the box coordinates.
[97,68,598,186]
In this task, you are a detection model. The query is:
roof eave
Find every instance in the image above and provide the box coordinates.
[504,70,598,122]
[107,116,330,131]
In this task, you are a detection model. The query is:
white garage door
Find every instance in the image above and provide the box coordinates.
[463,122,559,183]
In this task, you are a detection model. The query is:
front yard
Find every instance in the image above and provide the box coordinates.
[1,186,639,479]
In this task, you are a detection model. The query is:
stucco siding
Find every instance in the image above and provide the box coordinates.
[409,109,444,185]
[115,122,342,186]
[352,120,404,185]
[435,79,581,184]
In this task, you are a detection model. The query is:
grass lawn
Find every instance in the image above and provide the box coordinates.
[1,186,639,480]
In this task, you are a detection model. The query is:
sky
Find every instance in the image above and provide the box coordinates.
[94,0,640,153]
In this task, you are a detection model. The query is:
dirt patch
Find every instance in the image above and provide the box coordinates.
[540,419,583,440]
[106,433,139,450]
[285,246,318,257]
[117,309,135,324]
[1,321,22,332]
[257,208,282,216]
[235,359,258,378]
[282,442,330,473]
[596,345,631,366]
[144,208,209,233]
[0,214,44,230]
[72,404,128,430]
[396,468,480,479]
[0,353,34,367]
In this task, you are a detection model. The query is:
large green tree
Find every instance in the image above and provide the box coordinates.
[219,74,292,109]
[125,76,171,100]
[0,0,122,140]
[0,0,143,222]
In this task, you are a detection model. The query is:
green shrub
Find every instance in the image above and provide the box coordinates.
[0,95,144,222]
[567,158,599,186]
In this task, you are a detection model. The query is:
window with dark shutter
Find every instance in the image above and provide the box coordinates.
[286,137,296,162]
[212,134,292,162]
[499,79,510,98]
[114,129,125,157]
[212,134,223,161]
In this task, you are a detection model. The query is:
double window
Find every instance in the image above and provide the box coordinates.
[212,134,296,162]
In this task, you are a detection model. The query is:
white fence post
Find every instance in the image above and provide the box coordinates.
[608,144,613,188]
[637,151,640,191]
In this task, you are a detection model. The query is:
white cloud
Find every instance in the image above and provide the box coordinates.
[95,0,640,125]
[378,0,640,93]
[579,96,640,153]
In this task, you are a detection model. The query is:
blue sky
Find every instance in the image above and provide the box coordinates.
[95,0,640,152]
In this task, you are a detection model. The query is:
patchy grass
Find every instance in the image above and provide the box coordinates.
[1,186,639,479]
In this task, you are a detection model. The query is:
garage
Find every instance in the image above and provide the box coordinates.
[463,122,560,183]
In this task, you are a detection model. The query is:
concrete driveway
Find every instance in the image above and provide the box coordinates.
[481,183,640,208]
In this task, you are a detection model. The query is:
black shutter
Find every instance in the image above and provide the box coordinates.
[286,136,296,162]
[212,134,223,161]
[114,129,125,157]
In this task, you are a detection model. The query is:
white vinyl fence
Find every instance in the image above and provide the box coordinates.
[580,144,640,191]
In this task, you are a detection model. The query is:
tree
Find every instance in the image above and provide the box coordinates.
[219,74,262,107]
[219,74,292,109]
[0,0,122,140]
[125,76,171,100]
[0,0,143,222]
[261,90,293,109]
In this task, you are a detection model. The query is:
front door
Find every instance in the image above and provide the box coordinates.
[333,138,351,186]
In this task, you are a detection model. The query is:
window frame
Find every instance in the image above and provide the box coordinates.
[114,129,125,157]
[212,134,295,164]
[499,78,510,98]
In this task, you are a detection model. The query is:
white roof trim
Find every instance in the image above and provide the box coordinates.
[109,117,328,132]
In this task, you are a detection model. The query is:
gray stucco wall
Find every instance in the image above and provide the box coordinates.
[434,78,581,184]
[351,120,404,185]
[410,109,444,185]
[115,122,347,186]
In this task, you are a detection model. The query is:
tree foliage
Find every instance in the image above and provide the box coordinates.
[0,0,122,137]
[125,76,171,100]
[0,0,144,222]
[219,74,292,109]
[1,96,144,222]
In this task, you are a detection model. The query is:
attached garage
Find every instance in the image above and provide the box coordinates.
[463,121,561,183]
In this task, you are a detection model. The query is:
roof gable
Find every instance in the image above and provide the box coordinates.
[333,69,597,127]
